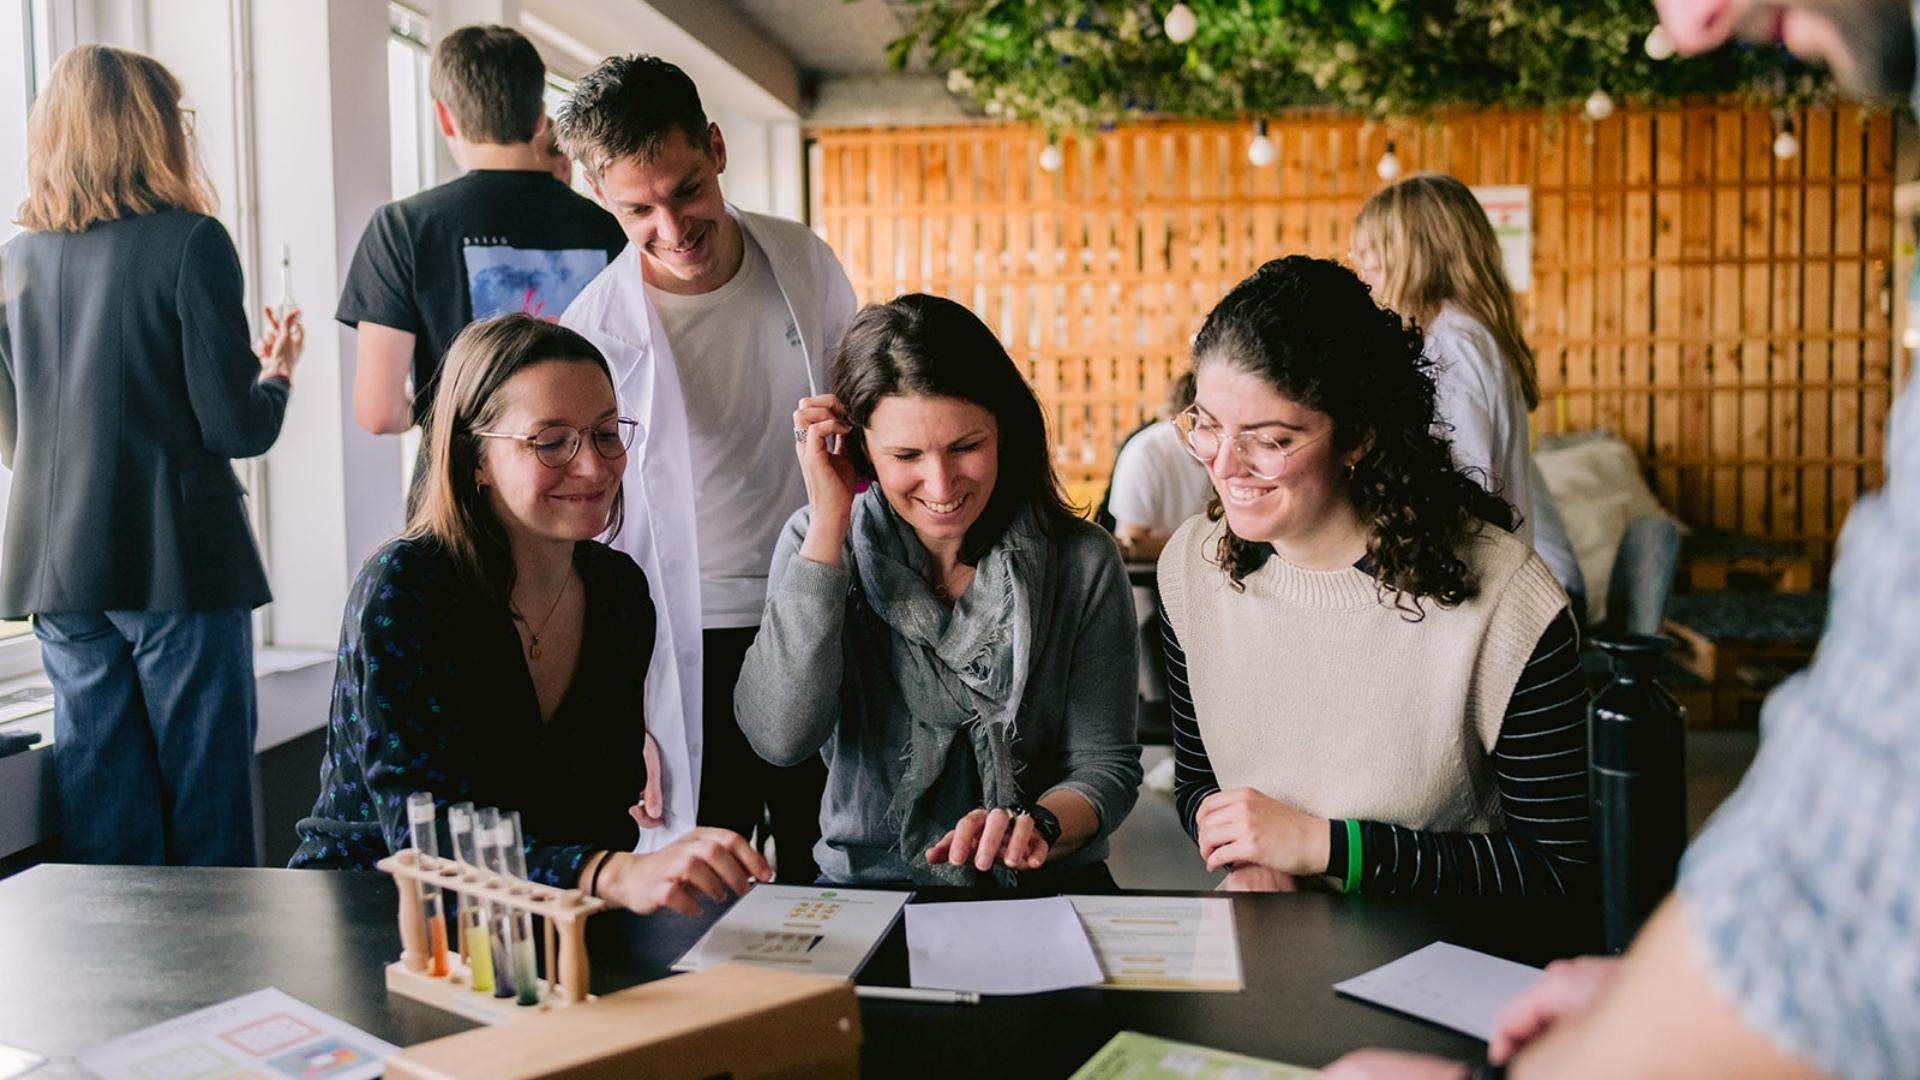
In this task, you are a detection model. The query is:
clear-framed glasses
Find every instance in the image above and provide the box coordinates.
[474,417,639,469]
[1172,407,1330,481]
[179,106,197,135]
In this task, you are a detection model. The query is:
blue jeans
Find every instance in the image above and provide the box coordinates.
[34,609,258,865]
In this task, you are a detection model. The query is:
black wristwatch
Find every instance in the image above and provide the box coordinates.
[1016,804,1062,847]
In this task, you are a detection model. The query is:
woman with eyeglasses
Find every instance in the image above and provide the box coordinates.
[734,294,1142,887]
[1,47,301,866]
[291,315,771,915]
[1162,257,1590,898]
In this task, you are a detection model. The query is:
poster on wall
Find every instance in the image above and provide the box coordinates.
[1471,185,1533,294]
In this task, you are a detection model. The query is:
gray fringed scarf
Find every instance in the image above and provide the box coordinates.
[848,491,1052,886]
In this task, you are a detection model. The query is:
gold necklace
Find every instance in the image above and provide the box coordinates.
[510,571,570,660]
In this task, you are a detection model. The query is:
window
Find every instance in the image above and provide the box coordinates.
[0,0,40,665]
[387,3,432,494]
[387,4,434,202]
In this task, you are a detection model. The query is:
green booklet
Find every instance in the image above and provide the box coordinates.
[1069,1032,1318,1079]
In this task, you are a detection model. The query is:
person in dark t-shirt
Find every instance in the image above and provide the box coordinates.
[336,24,624,480]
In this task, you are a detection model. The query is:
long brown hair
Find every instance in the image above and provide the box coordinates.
[1352,173,1540,409]
[17,45,216,233]
[405,315,625,606]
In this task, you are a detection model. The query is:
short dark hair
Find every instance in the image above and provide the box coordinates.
[429,25,545,146]
[552,54,711,178]
[830,294,1080,565]
[1194,256,1517,616]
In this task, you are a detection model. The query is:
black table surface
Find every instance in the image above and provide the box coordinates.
[0,865,1597,1079]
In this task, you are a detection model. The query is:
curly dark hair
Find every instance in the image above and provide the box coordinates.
[1193,255,1516,618]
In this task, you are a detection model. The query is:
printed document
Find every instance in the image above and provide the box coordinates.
[672,883,908,980]
[1067,895,1244,992]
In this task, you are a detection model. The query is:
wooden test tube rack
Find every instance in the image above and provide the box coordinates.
[377,848,608,1024]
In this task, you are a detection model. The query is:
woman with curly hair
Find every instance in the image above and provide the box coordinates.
[1161,256,1590,898]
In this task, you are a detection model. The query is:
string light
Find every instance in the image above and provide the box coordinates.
[1039,138,1064,172]
[1584,88,1616,121]
[1164,3,1197,44]
[1376,140,1401,181]
[1247,119,1276,167]
[1644,25,1676,60]
[1773,114,1799,159]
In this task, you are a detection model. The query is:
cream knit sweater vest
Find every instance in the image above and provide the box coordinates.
[1158,517,1567,833]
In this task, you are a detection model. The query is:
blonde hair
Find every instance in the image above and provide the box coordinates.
[16,45,216,233]
[1353,173,1539,410]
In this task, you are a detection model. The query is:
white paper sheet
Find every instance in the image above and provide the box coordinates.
[906,896,1105,995]
[1333,941,1543,1041]
[76,987,398,1080]
[1066,895,1244,992]
[672,883,908,980]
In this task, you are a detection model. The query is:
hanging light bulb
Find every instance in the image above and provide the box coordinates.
[1164,3,1198,44]
[1584,88,1616,121]
[1247,119,1277,167]
[1376,140,1401,181]
[1039,139,1064,173]
[1773,115,1800,159]
[1644,25,1676,60]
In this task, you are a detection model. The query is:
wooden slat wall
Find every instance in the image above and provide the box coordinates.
[812,106,1899,561]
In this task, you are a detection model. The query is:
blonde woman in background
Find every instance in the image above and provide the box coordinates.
[1350,174,1585,612]
[0,46,302,865]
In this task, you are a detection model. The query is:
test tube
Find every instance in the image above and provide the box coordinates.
[405,792,451,977]
[474,807,516,999]
[446,801,494,992]
[498,812,542,1006]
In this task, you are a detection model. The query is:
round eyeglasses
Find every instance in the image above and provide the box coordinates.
[1172,407,1330,481]
[474,418,639,469]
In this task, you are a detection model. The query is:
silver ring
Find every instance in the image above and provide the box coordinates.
[793,427,807,444]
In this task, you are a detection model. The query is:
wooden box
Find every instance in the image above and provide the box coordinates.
[385,964,861,1080]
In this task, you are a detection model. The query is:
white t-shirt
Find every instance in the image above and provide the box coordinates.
[1424,304,1538,548]
[647,235,811,628]
[1107,420,1214,534]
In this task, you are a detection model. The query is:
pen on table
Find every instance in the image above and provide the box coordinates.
[855,985,981,1005]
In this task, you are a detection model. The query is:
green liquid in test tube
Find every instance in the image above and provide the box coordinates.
[446,802,493,992]
[498,811,542,1006]
[474,807,516,999]
[405,792,450,977]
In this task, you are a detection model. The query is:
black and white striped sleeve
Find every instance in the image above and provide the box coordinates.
[1350,608,1592,897]
[1165,616,1220,842]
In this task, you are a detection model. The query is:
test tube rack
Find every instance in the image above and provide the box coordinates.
[377,848,608,1025]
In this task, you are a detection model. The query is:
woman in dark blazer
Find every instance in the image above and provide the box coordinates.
[0,45,302,865]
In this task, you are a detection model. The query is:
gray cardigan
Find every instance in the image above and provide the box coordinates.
[737,505,1143,884]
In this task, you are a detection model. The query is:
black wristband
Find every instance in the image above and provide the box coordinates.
[585,853,608,898]
[1018,804,1063,847]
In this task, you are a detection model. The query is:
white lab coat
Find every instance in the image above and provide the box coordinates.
[561,206,858,852]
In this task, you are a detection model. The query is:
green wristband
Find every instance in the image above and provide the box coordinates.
[1342,819,1362,894]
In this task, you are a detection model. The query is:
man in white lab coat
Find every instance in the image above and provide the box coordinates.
[555,55,857,879]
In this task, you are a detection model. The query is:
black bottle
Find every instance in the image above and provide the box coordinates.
[1589,634,1689,953]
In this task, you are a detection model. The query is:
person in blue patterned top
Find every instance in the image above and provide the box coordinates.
[290,314,770,916]
[1323,1,1919,1076]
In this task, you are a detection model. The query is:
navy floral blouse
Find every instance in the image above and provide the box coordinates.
[289,536,653,887]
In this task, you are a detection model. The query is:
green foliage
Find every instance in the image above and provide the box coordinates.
[888,0,1823,129]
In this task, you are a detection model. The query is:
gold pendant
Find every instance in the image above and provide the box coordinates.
[529,637,542,660]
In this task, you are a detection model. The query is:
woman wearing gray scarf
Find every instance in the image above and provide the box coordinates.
[735,294,1143,887]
